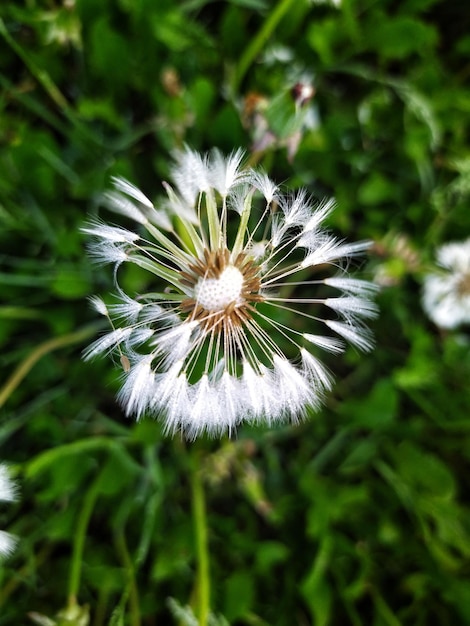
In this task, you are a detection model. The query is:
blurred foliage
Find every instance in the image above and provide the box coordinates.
[1,0,470,625]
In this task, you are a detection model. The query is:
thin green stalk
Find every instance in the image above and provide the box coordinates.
[205,191,221,251]
[232,188,254,259]
[231,0,298,95]
[0,306,43,320]
[144,221,194,263]
[68,479,101,608]
[115,528,141,626]
[0,17,100,146]
[190,450,210,626]
[0,546,52,605]
[26,438,124,479]
[130,255,184,287]
[0,325,100,410]
[0,16,68,111]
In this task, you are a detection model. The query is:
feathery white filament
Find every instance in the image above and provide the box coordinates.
[0,464,18,559]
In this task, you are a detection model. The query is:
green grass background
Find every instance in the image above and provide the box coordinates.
[1,0,470,624]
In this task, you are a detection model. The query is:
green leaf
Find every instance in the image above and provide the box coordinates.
[223,570,255,621]
[338,379,398,429]
[301,537,333,626]
[393,442,455,500]
[368,17,438,59]
[255,541,289,574]
[95,446,140,497]
[51,265,92,299]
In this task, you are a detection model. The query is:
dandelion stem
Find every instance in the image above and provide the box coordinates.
[0,325,100,410]
[190,449,210,626]
[115,528,141,626]
[231,0,297,94]
[68,479,101,608]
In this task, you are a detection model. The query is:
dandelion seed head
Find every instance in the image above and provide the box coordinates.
[84,149,377,438]
[0,466,16,503]
[0,464,18,560]
[422,238,470,329]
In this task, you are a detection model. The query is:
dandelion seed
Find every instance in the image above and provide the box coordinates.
[83,147,378,438]
[0,464,18,559]
[422,238,470,329]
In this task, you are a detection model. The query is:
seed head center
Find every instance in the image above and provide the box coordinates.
[179,248,263,332]
[195,265,244,312]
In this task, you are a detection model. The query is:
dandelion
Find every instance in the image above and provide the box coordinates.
[422,238,470,329]
[0,464,18,558]
[84,148,378,438]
